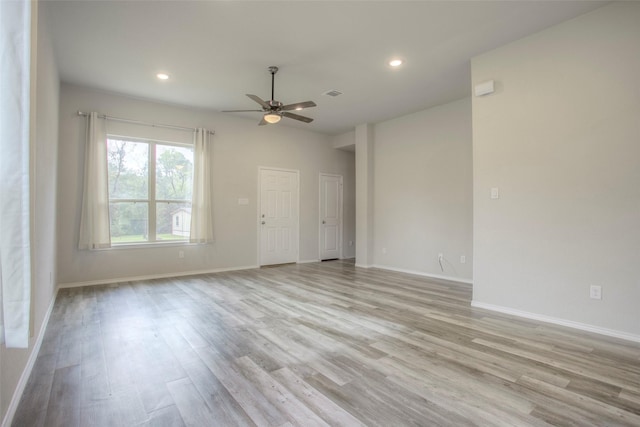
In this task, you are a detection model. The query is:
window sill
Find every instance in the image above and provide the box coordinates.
[106,241,203,250]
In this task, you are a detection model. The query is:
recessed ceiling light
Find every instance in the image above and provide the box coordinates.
[156,73,170,80]
[389,59,403,67]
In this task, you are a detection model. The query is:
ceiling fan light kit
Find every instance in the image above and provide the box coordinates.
[222,66,316,126]
[264,113,281,124]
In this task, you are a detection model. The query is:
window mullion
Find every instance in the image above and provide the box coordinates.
[148,141,157,241]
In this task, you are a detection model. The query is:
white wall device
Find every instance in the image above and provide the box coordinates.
[474,80,495,97]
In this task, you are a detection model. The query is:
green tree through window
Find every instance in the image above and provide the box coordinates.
[107,137,193,244]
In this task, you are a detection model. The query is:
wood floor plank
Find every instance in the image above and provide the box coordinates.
[181,357,257,426]
[143,404,186,427]
[518,375,640,425]
[12,260,640,426]
[166,377,219,426]
[44,364,82,427]
[233,355,331,427]
[194,346,289,426]
[136,380,176,415]
[270,367,366,427]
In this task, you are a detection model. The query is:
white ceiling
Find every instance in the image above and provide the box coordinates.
[44,1,607,135]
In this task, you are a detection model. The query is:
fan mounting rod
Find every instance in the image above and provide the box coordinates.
[268,66,278,101]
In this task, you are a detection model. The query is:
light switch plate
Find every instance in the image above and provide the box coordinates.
[474,80,495,97]
[491,188,499,199]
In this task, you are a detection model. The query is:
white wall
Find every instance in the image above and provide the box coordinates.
[373,98,473,281]
[1,2,60,423]
[472,2,640,338]
[355,124,375,267]
[332,130,355,152]
[57,84,355,285]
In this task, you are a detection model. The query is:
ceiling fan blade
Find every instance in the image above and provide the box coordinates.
[258,117,268,126]
[246,94,270,109]
[221,109,263,113]
[281,101,317,111]
[282,111,314,123]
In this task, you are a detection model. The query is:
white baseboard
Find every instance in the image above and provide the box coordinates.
[354,263,373,269]
[2,288,58,427]
[372,264,473,285]
[471,300,640,343]
[57,265,259,289]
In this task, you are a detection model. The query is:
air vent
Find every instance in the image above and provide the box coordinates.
[323,90,343,97]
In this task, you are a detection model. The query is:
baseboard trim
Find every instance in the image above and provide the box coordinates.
[354,263,373,269]
[297,259,320,264]
[372,264,473,285]
[58,265,260,289]
[2,288,58,427]
[471,300,640,343]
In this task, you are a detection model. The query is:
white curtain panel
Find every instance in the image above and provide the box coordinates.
[0,0,32,348]
[78,112,112,250]
[190,128,214,243]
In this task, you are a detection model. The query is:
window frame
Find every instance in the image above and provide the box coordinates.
[107,134,193,246]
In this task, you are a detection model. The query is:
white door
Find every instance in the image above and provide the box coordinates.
[259,168,299,266]
[319,174,342,261]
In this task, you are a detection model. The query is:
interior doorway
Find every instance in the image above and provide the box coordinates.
[259,167,299,266]
[319,173,343,261]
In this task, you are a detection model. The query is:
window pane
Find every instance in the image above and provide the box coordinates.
[107,139,148,199]
[156,202,191,241]
[156,144,193,201]
[109,202,149,243]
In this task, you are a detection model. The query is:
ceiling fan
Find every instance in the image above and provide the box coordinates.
[222,66,316,125]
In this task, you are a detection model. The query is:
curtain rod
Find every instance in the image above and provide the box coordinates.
[77,111,215,135]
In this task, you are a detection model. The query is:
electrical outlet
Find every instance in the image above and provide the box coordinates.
[460,255,466,264]
[589,285,602,300]
[178,250,184,259]
[382,248,387,254]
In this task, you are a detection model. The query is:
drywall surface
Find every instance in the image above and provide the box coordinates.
[472,2,640,336]
[56,84,355,285]
[355,124,374,267]
[373,98,473,280]
[332,130,355,151]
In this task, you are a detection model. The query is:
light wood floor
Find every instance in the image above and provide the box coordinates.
[13,260,640,426]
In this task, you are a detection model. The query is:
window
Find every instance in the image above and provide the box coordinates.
[107,136,193,244]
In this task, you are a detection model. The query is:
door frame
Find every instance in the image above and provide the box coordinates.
[318,173,343,261]
[257,166,301,266]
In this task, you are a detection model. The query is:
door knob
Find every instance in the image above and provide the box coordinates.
[322,220,326,224]
[261,221,265,225]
